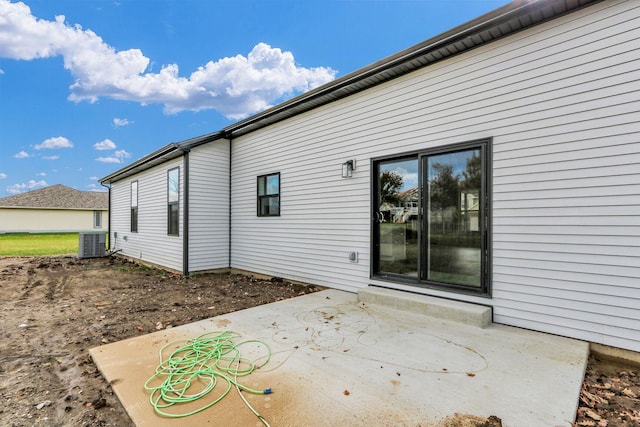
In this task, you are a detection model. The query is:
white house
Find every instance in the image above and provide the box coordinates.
[101,0,640,353]
[0,184,108,233]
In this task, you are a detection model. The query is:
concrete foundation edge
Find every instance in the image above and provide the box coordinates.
[590,343,640,367]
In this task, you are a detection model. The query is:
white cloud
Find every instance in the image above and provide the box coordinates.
[0,172,7,179]
[94,138,116,150]
[43,155,60,160]
[35,136,73,150]
[36,172,46,176]
[0,1,337,118]
[6,179,47,194]
[14,150,30,158]
[95,148,131,164]
[114,149,130,158]
[0,68,4,74]
[89,176,98,180]
[95,157,120,164]
[113,117,130,127]
[86,183,107,192]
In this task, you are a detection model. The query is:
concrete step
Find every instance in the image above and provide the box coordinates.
[357,286,492,328]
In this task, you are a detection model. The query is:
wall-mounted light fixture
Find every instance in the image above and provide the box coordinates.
[341,160,356,178]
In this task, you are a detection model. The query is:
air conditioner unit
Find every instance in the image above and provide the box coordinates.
[78,232,106,259]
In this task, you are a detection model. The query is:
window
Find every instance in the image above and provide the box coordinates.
[372,140,490,294]
[131,181,138,232]
[93,210,102,228]
[257,173,280,216]
[167,168,179,236]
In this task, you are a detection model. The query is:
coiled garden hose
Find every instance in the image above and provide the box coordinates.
[144,330,272,424]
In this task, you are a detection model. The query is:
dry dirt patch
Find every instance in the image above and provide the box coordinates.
[0,256,637,426]
[576,356,640,426]
[0,255,321,426]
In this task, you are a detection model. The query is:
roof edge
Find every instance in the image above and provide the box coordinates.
[0,206,108,211]
[224,0,601,136]
[100,143,179,184]
[99,131,225,184]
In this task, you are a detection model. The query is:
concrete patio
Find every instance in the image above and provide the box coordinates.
[90,288,589,426]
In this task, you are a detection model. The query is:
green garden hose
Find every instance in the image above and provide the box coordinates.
[144,330,272,423]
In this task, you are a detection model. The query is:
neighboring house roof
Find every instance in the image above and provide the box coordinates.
[398,188,419,202]
[0,184,108,210]
[100,0,599,185]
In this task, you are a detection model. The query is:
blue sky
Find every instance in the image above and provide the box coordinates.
[0,0,509,197]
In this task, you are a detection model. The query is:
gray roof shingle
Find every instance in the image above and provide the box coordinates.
[0,184,108,210]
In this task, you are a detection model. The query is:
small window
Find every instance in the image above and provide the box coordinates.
[168,168,179,235]
[257,173,280,216]
[93,210,102,228]
[131,181,138,233]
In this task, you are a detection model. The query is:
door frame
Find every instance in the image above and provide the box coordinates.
[370,138,492,297]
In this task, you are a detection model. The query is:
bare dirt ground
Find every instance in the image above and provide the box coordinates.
[0,256,637,427]
[0,255,323,427]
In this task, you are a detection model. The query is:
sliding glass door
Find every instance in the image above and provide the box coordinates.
[373,140,489,294]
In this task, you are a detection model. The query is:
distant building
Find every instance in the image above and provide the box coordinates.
[0,184,108,233]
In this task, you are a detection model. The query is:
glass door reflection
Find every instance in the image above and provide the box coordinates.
[424,149,482,287]
[376,157,419,277]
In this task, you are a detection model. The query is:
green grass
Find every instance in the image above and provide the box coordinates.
[0,233,80,256]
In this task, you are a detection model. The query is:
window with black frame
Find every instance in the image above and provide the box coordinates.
[257,173,280,216]
[131,181,138,232]
[167,168,179,236]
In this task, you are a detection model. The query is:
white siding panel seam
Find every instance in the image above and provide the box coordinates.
[494,250,640,266]
[493,279,639,301]
[492,292,640,324]
[493,306,640,341]
[492,267,639,288]
[493,314,640,352]
[492,263,640,280]
[492,286,639,310]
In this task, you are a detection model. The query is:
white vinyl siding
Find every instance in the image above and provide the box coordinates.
[110,157,184,272]
[188,140,230,271]
[231,129,370,290]
[231,0,640,351]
